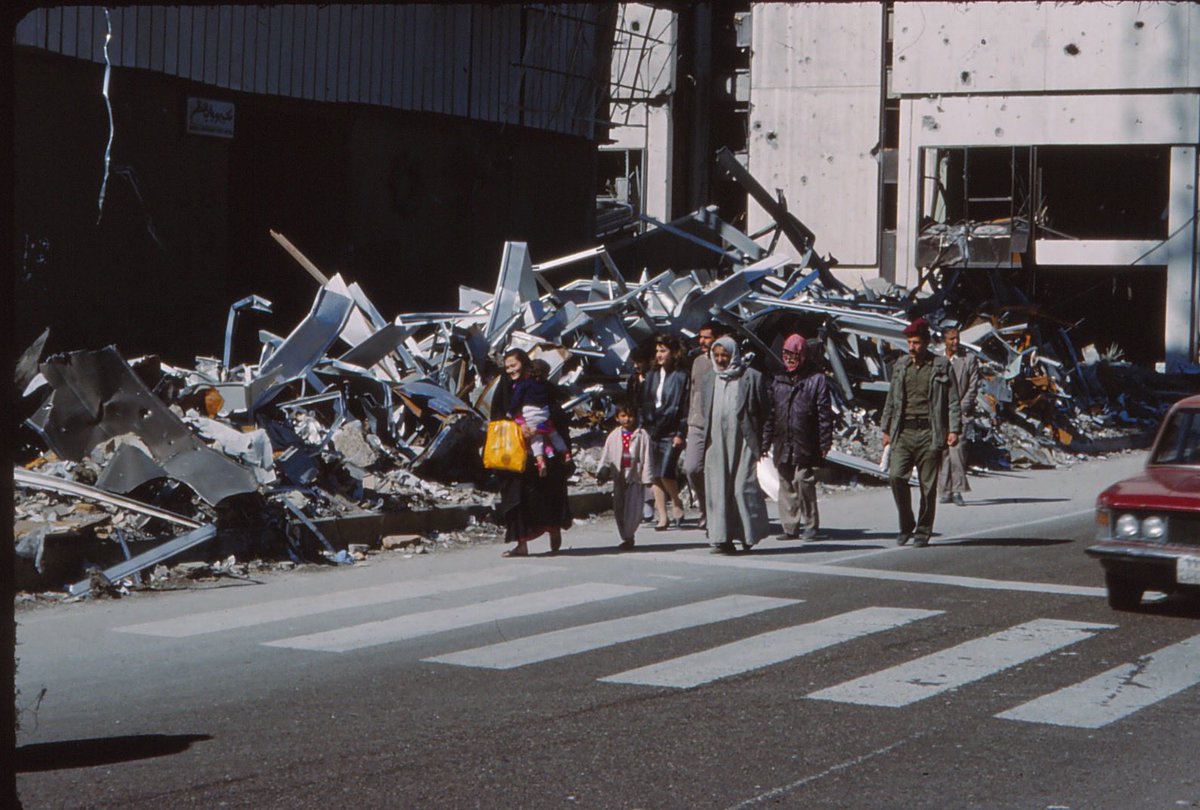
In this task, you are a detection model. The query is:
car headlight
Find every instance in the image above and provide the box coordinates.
[1142,516,1166,540]
[1115,514,1140,538]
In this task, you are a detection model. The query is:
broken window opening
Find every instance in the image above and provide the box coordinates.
[916,146,1034,270]
[1036,145,1169,241]
[920,146,1033,226]
[597,147,645,239]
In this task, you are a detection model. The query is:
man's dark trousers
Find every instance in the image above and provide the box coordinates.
[889,425,943,540]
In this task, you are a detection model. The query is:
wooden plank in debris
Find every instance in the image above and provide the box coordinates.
[270,230,329,285]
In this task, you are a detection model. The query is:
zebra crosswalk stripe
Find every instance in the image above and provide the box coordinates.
[808,618,1115,707]
[115,567,555,638]
[262,583,653,653]
[425,594,800,670]
[996,632,1200,728]
[598,606,942,689]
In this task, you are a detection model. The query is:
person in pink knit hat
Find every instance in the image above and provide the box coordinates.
[763,334,833,540]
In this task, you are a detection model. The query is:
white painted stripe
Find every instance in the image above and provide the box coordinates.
[629,552,1106,598]
[599,607,942,689]
[809,618,1115,707]
[263,583,653,653]
[997,633,1200,728]
[426,595,800,670]
[116,567,556,637]
[941,507,1096,540]
[825,508,1097,565]
[723,732,925,810]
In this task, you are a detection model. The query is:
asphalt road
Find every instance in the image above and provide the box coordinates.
[15,451,1200,809]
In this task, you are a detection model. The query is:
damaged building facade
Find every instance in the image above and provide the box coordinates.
[609,1,1200,371]
[14,4,617,361]
[11,3,1200,596]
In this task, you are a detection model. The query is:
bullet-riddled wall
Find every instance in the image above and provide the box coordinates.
[746,3,883,272]
[737,1,1198,369]
[890,1,1199,370]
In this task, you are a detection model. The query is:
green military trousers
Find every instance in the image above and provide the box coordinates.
[888,427,944,541]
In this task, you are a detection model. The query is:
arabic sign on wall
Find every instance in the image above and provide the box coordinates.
[186,97,235,139]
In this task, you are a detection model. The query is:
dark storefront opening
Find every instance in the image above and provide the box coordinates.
[1028,265,1166,365]
[915,143,1175,365]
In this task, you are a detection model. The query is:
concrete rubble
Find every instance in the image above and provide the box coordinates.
[14,157,1193,596]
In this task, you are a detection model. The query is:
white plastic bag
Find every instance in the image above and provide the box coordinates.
[757,452,780,501]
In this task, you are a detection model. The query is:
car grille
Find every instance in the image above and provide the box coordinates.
[1168,513,1200,546]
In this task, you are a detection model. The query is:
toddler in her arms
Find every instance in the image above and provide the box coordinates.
[597,400,653,549]
[509,358,570,476]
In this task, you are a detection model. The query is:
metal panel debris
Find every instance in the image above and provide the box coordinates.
[29,346,259,505]
[16,153,1188,595]
[66,524,219,597]
[14,468,203,529]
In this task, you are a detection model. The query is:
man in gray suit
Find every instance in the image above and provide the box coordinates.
[683,321,722,529]
[938,326,981,506]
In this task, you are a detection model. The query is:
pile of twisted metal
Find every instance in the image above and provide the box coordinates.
[14,152,1188,595]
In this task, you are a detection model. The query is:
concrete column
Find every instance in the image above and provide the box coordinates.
[644,104,673,221]
[894,98,923,288]
[643,23,675,225]
[1165,146,1198,371]
[686,2,712,212]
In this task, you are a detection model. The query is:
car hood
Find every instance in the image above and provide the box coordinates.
[1099,466,1200,513]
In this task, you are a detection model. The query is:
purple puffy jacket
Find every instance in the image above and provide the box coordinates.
[763,370,833,467]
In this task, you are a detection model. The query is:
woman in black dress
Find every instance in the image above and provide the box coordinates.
[490,348,573,557]
[639,334,690,530]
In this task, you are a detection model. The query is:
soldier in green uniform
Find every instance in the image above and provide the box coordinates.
[879,318,961,547]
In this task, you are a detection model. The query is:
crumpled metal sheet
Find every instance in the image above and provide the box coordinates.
[486,241,545,346]
[249,273,356,412]
[14,466,203,528]
[95,442,173,494]
[67,523,219,597]
[15,327,50,393]
[916,220,1030,269]
[31,347,259,505]
[15,153,1178,592]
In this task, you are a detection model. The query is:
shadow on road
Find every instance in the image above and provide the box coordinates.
[553,541,713,556]
[959,497,1071,506]
[748,541,890,555]
[936,536,1075,548]
[1133,592,1200,619]
[16,733,212,772]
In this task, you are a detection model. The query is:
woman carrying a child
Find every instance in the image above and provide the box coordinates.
[491,348,573,558]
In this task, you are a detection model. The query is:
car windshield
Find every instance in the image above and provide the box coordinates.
[1150,408,1200,465]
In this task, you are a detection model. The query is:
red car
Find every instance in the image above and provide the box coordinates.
[1088,393,1200,610]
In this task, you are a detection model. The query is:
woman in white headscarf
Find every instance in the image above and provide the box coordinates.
[699,336,771,553]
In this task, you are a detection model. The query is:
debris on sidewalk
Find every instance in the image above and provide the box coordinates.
[15,157,1186,595]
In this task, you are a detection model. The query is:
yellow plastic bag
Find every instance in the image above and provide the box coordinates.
[483,419,527,473]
